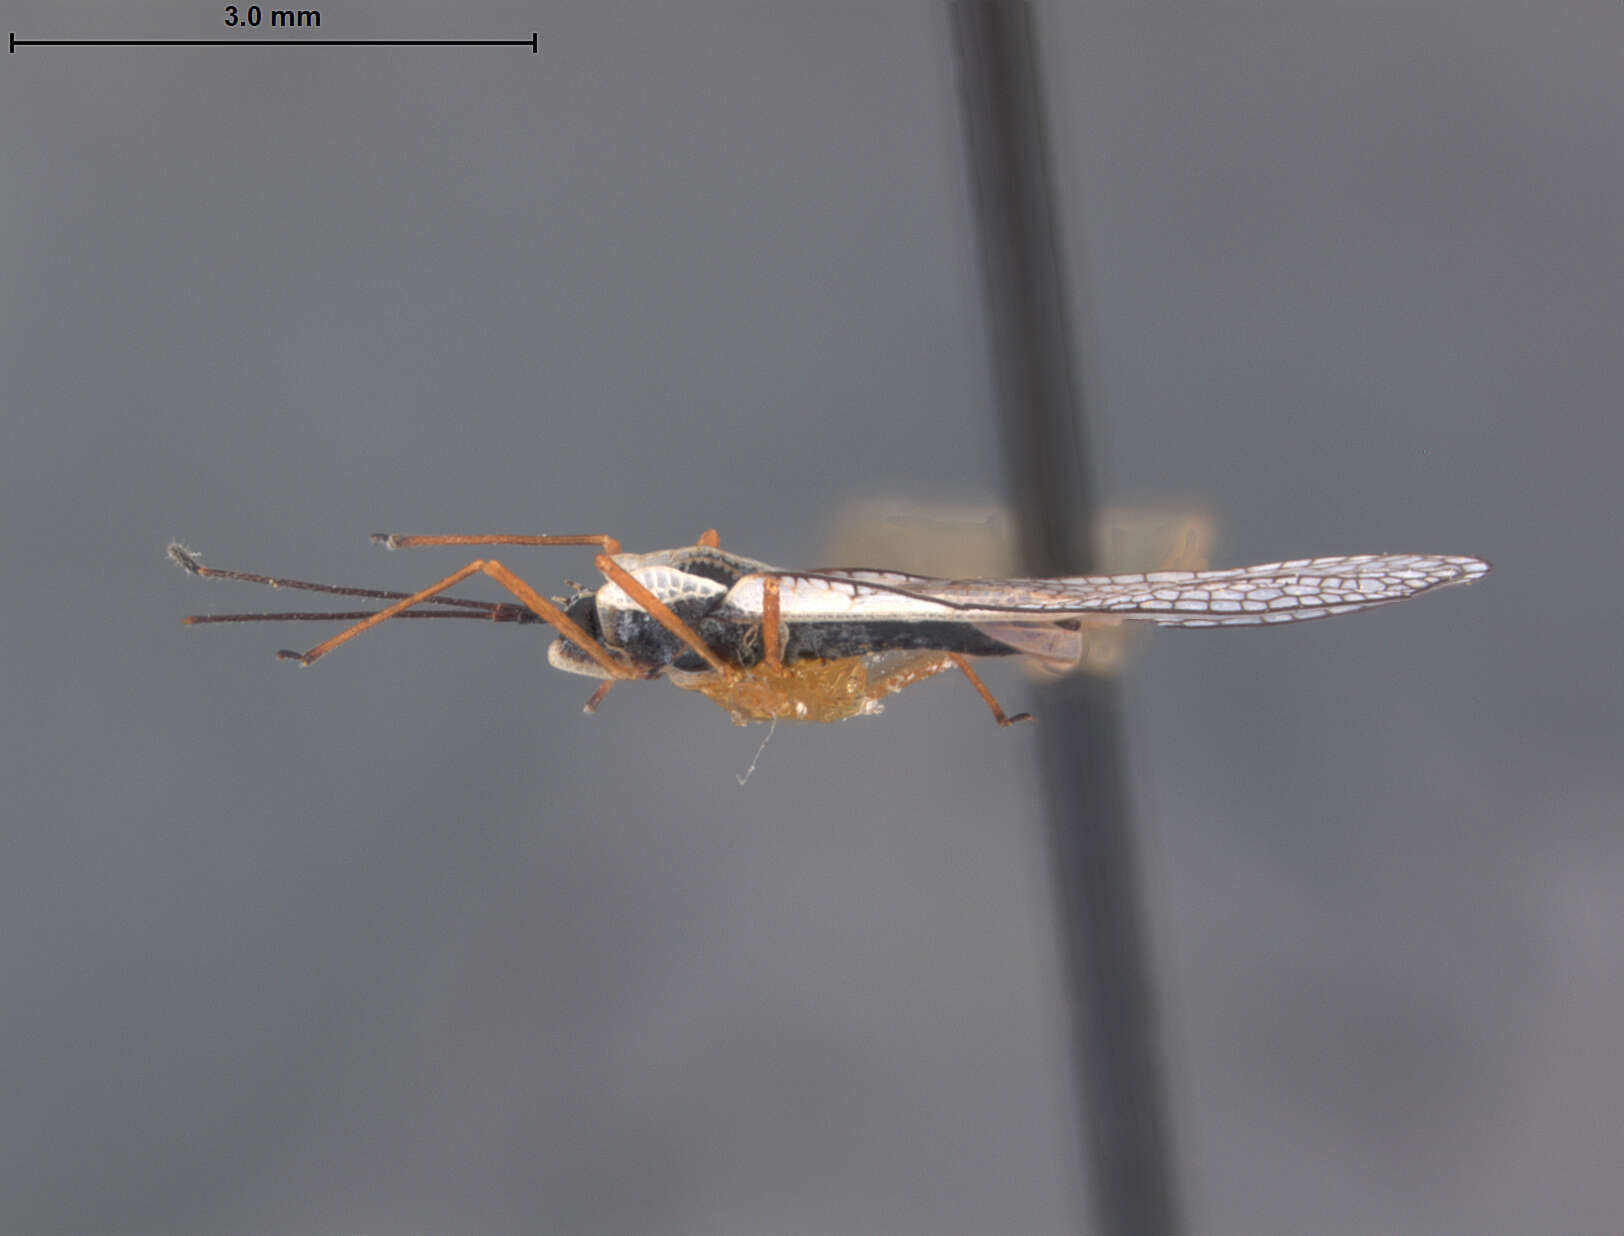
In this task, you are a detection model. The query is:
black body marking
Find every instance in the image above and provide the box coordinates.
[780,619,1021,662]
[607,596,726,672]
[671,614,1023,671]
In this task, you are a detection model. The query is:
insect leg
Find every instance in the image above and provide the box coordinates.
[860,653,1028,726]
[591,554,737,679]
[697,528,721,547]
[761,576,783,672]
[279,558,636,680]
[582,680,616,714]
[372,532,623,554]
[947,654,1034,728]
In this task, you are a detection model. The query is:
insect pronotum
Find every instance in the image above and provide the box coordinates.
[169,529,1491,726]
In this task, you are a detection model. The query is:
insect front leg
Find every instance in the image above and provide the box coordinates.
[372,532,624,553]
[278,558,636,680]
[590,554,739,680]
[581,680,617,714]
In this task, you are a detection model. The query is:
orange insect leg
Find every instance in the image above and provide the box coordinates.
[761,576,783,672]
[592,554,736,679]
[947,653,1033,727]
[278,558,635,680]
[374,532,623,554]
[582,680,616,714]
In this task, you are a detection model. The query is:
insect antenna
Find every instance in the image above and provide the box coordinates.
[182,606,542,625]
[168,542,545,627]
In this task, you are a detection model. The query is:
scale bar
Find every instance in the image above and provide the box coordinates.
[10,34,538,52]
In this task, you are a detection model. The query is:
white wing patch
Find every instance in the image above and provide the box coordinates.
[744,554,1490,627]
[597,565,727,614]
[720,572,955,622]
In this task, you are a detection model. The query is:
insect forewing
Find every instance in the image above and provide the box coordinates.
[805,553,1490,627]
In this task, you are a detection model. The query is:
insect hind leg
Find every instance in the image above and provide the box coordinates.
[948,653,1033,727]
[864,652,1032,728]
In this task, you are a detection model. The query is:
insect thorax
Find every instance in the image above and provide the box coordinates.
[594,566,732,672]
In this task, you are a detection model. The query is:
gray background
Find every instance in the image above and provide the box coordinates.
[4,2,1620,1232]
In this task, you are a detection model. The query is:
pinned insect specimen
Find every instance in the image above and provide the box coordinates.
[169,530,1490,727]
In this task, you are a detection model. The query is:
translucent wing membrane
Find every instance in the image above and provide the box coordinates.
[814,553,1491,627]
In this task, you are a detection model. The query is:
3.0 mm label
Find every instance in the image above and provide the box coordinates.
[224,7,321,29]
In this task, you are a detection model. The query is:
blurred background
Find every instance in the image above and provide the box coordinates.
[4,2,1620,1232]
